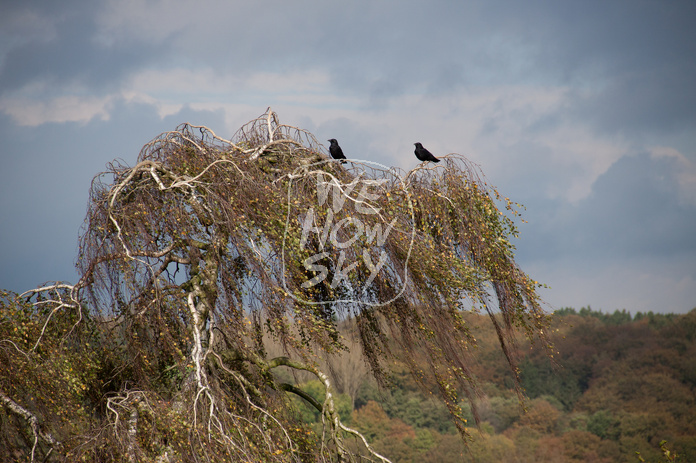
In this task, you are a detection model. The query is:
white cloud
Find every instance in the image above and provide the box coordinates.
[125,67,334,103]
[539,126,628,202]
[0,94,113,126]
[1,0,694,316]
[286,85,629,203]
[650,146,696,206]
[0,56,635,208]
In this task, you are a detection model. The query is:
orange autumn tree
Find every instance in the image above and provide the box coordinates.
[1,108,549,462]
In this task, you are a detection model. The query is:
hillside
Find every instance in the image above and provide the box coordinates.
[289,307,696,462]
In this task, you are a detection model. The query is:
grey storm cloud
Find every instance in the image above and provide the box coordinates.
[464,1,696,138]
[1,0,695,313]
[0,5,169,94]
[511,151,696,314]
[3,0,694,122]
[517,152,696,263]
[572,152,696,257]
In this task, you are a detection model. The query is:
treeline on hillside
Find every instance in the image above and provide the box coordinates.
[554,306,679,326]
[284,307,696,463]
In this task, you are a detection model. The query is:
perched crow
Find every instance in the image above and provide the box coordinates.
[414,142,440,163]
[328,139,347,164]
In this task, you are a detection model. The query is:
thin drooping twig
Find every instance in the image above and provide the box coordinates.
[1,107,549,462]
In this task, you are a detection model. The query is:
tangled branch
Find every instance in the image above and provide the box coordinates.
[1,108,549,462]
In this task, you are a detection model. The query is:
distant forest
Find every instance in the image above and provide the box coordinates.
[3,289,694,462]
[284,307,696,462]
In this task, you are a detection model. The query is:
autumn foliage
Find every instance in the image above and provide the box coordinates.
[2,108,550,462]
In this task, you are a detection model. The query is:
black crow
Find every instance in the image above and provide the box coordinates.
[328,139,347,164]
[414,142,440,163]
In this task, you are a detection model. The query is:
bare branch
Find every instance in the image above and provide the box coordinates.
[2,108,548,461]
[0,390,62,461]
[266,356,393,463]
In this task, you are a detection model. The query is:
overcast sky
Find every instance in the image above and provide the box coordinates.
[1,0,695,314]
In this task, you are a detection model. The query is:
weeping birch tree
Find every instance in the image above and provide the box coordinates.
[0,108,550,462]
